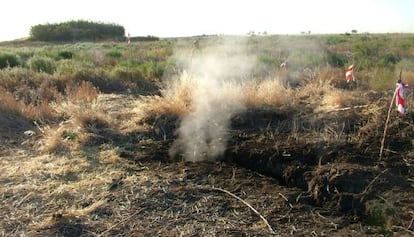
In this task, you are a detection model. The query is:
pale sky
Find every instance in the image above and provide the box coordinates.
[1,0,413,41]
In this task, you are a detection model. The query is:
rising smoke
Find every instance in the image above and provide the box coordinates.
[169,37,257,162]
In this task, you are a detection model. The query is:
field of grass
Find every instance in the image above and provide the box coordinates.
[1,33,414,236]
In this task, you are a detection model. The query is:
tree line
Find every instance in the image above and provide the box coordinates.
[30,20,125,42]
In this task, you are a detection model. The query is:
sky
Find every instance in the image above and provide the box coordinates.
[1,0,413,41]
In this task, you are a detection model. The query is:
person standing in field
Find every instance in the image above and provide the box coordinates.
[396,79,409,116]
[191,38,201,61]
[280,59,288,70]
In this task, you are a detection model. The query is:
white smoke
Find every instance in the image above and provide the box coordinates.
[169,37,257,162]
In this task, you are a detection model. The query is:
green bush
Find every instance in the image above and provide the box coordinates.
[28,56,56,74]
[105,50,123,58]
[352,42,377,58]
[378,53,400,68]
[326,51,346,67]
[58,51,74,60]
[0,53,21,69]
[56,58,94,76]
[136,61,164,79]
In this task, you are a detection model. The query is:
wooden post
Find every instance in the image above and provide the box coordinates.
[379,88,397,160]
[379,70,402,160]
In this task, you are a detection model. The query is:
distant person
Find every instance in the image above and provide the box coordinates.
[280,59,288,70]
[191,38,201,60]
[193,39,200,50]
[396,79,409,115]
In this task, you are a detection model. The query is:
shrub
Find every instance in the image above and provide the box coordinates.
[326,51,346,67]
[138,61,165,79]
[28,56,56,74]
[0,53,21,69]
[56,58,95,76]
[378,53,400,68]
[0,67,38,91]
[58,51,74,60]
[105,50,122,59]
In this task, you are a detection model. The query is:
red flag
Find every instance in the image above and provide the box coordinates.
[127,33,131,45]
[345,64,354,82]
[396,81,409,115]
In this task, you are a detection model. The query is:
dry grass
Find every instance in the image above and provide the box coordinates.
[318,89,359,111]
[2,86,413,236]
[65,80,100,105]
[134,69,371,134]
[0,89,57,138]
[0,88,24,115]
[2,35,414,236]
[38,108,112,154]
[37,82,109,154]
[403,70,414,86]
[0,88,56,121]
[243,78,293,108]
[317,67,347,88]
[137,71,195,119]
[0,148,127,236]
[137,72,296,122]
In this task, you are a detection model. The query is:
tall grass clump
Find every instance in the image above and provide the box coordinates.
[55,59,115,92]
[105,50,123,59]
[396,59,414,85]
[55,59,95,77]
[0,88,26,116]
[366,68,396,91]
[57,50,74,60]
[39,81,103,154]
[28,56,56,74]
[0,53,21,69]
[112,60,165,81]
[0,88,57,135]
[137,61,165,80]
[143,46,173,61]
[65,81,100,105]
[137,71,195,119]
[111,64,143,80]
[243,78,292,109]
[0,89,32,135]
[326,51,346,67]
[0,67,33,91]
[138,73,295,121]
[320,88,358,109]
[104,50,123,67]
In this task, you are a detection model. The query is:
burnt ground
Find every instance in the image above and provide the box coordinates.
[1,93,414,236]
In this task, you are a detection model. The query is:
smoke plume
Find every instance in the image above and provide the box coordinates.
[169,37,256,162]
